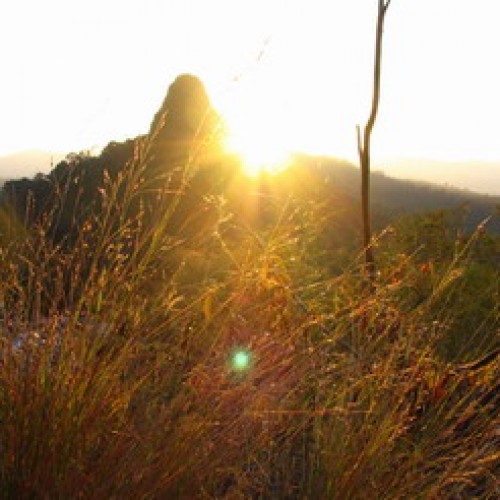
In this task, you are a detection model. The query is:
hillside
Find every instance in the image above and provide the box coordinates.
[0,74,498,498]
[296,155,500,233]
[3,151,498,233]
[1,74,498,241]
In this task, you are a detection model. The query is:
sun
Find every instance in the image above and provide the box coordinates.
[221,98,294,178]
[227,133,292,177]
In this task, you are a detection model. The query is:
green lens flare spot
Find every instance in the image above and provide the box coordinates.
[231,349,251,372]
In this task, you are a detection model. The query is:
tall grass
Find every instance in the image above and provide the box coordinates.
[0,130,498,498]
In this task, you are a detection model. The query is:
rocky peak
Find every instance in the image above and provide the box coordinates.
[148,74,219,144]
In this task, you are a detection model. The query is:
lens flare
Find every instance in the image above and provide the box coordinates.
[231,349,251,372]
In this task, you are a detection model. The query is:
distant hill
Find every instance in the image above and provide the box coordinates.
[375,158,500,196]
[1,74,498,241]
[0,74,224,246]
[0,150,66,179]
[289,155,499,233]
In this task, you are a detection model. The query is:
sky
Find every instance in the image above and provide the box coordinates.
[1,0,499,192]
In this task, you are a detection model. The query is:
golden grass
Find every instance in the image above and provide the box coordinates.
[0,130,498,498]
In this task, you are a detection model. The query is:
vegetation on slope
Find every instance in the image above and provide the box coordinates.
[0,75,498,498]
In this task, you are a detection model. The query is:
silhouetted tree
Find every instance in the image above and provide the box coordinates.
[357,0,392,286]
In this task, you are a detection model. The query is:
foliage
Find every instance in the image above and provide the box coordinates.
[0,75,498,498]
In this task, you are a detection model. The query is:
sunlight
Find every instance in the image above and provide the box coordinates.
[228,133,292,177]
[223,106,294,177]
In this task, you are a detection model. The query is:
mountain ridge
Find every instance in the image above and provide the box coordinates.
[1,74,498,236]
[374,158,500,196]
[2,152,498,197]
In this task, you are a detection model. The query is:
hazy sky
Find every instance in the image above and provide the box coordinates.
[1,0,499,190]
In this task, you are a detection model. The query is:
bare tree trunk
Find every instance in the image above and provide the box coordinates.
[357,0,391,287]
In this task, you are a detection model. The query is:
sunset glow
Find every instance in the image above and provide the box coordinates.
[1,0,500,193]
[224,120,293,177]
